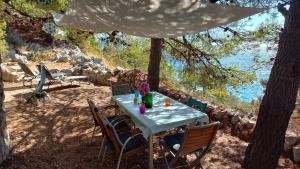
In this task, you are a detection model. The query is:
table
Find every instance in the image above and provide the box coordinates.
[112,92,209,169]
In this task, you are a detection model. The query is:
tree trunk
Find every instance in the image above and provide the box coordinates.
[0,54,9,163]
[243,1,300,169]
[148,38,162,91]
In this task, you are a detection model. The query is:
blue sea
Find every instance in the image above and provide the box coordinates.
[165,42,275,102]
[221,47,275,102]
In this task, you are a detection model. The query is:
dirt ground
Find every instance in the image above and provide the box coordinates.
[0,81,299,169]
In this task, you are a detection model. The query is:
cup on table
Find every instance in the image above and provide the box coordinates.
[165,98,171,106]
[134,90,140,97]
[140,103,146,114]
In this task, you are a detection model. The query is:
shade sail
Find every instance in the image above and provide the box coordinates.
[54,0,266,38]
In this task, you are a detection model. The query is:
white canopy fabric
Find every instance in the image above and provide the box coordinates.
[54,0,266,38]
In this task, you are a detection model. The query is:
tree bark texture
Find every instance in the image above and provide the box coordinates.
[0,54,9,163]
[243,1,300,169]
[148,38,162,91]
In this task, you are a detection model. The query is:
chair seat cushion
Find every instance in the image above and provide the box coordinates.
[163,133,184,152]
[118,132,147,152]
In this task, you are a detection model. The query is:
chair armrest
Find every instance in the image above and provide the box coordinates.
[121,133,145,149]
[112,118,133,128]
[109,115,131,124]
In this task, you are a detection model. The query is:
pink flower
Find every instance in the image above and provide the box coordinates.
[139,82,150,96]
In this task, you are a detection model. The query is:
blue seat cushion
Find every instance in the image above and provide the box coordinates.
[163,133,184,152]
[118,132,147,152]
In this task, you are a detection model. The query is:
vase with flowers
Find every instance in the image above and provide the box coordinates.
[139,81,153,108]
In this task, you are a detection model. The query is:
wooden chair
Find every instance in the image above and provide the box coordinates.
[160,122,220,169]
[87,99,130,144]
[187,97,207,112]
[98,112,148,169]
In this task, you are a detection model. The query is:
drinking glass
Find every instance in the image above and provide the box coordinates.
[165,98,171,106]
[134,90,140,97]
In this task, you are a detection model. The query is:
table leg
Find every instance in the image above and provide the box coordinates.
[148,135,154,169]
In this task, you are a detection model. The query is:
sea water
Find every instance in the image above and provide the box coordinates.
[221,49,274,102]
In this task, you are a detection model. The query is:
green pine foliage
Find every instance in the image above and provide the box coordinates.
[0,20,7,54]
[102,38,150,71]
[9,0,68,17]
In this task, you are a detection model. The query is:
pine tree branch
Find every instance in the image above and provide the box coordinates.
[164,37,245,80]
[277,3,288,19]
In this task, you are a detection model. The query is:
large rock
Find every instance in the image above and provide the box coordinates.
[95,71,113,86]
[231,114,241,125]
[72,66,82,76]
[53,53,69,62]
[1,63,24,82]
[293,145,300,163]
[8,49,16,58]
[284,131,300,153]
[60,69,73,75]
[82,66,112,86]
[8,50,28,64]
[52,46,92,64]
[215,110,227,121]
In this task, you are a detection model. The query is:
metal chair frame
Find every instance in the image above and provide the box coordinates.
[87,99,130,144]
[98,113,147,169]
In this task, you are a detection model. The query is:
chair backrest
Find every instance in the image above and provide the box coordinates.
[87,99,100,126]
[111,83,132,96]
[18,63,35,76]
[94,107,123,156]
[87,99,111,139]
[187,97,207,112]
[87,99,124,155]
[181,122,219,155]
[37,65,54,80]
